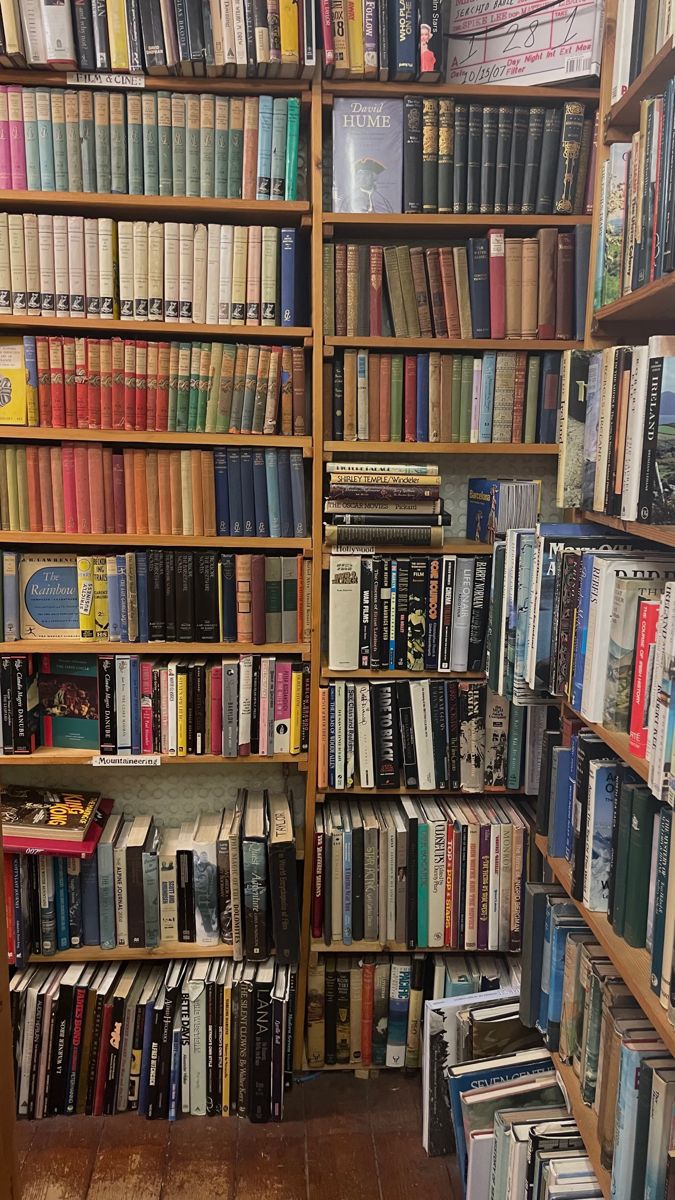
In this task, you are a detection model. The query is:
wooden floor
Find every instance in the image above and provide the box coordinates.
[16,1072,457,1199]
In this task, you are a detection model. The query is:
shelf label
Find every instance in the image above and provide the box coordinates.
[66,72,145,89]
[91,754,160,767]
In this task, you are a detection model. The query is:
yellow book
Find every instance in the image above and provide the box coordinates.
[93,556,109,641]
[177,665,188,755]
[106,0,130,69]
[6,444,18,531]
[222,962,232,1115]
[289,665,303,755]
[346,0,364,76]
[0,337,29,425]
[278,0,300,72]
[15,445,28,531]
[77,556,96,640]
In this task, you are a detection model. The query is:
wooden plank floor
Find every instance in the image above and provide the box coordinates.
[16,1073,457,1199]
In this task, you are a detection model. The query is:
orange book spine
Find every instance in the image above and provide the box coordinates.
[169,450,182,536]
[25,445,42,532]
[317,686,329,789]
[38,446,54,532]
[444,821,455,946]
[134,341,147,432]
[157,450,172,535]
[111,337,125,430]
[201,450,216,536]
[378,355,391,441]
[296,553,303,642]
[62,337,77,428]
[241,97,259,200]
[102,447,115,533]
[133,448,149,535]
[190,449,204,536]
[235,553,253,641]
[72,445,90,533]
[122,447,136,534]
[368,353,380,441]
[87,443,105,534]
[86,338,101,429]
[50,446,65,532]
[146,450,159,535]
[360,961,374,1067]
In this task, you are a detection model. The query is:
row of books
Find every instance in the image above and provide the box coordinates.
[558,340,675,526]
[2,0,315,77]
[3,550,310,646]
[0,652,310,757]
[8,335,307,436]
[327,349,561,445]
[311,794,532,952]
[5,788,300,963]
[320,0,444,81]
[612,0,675,102]
[327,551,491,673]
[524,884,675,1200]
[324,230,588,342]
[316,677,549,795]
[0,213,305,327]
[330,98,595,217]
[0,86,302,201]
[10,957,297,1123]
[0,443,308,538]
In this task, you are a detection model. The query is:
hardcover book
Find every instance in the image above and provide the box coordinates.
[332,98,403,214]
[38,654,99,750]
[18,555,79,640]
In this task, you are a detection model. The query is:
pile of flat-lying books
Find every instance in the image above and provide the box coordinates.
[312,795,532,952]
[10,956,297,1123]
[5,787,301,966]
[323,461,448,548]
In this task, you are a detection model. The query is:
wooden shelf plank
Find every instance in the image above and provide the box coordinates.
[580,510,675,551]
[561,701,649,782]
[322,81,600,102]
[323,441,559,457]
[322,540,492,565]
[535,834,675,1057]
[28,943,235,962]
[0,748,307,766]
[0,190,310,222]
[552,1053,611,1200]
[0,69,311,97]
[592,272,675,330]
[310,939,518,954]
[0,427,313,454]
[0,532,311,550]
[0,315,311,340]
[320,667,485,680]
[0,641,309,657]
[316,786,528,797]
[323,213,592,233]
[605,36,675,135]
[326,336,584,352]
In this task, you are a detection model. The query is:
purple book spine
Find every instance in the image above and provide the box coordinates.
[477,822,491,950]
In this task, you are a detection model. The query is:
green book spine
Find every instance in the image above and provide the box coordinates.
[227,98,244,200]
[270,97,287,201]
[417,819,429,947]
[109,92,127,195]
[93,92,111,194]
[284,96,300,201]
[459,356,472,441]
[199,93,215,199]
[611,782,634,937]
[175,344,192,433]
[390,354,403,440]
[216,346,236,432]
[157,92,173,197]
[624,787,659,948]
[35,90,56,191]
[214,97,229,199]
[451,355,462,442]
[187,343,202,432]
[523,356,540,443]
[63,91,82,192]
[167,343,180,432]
[185,94,201,199]
[50,90,69,191]
[77,92,95,193]
[204,342,222,433]
[22,91,41,190]
[171,94,186,198]
[196,344,211,433]
[126,93,143,196]
[142,92,159,197]
[506,703,525,788]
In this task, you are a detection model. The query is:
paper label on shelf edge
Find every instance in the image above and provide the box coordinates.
[91,754,160,767]
[67,72,145,89]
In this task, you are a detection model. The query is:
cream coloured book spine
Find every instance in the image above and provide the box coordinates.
[53,213,69,316]
[163,221,179,321]
[179,223,194,323]
[133,220,149,321]
[84,217,100,316]
[98,217,117,318]
[192,223,207,324]
[7,214,26,315]
[23,213,40,315]
[218,225,234,324]
[205,224,221,325]
[118,221,134,319]
[67,215,85,318]
[37,214,54,317]
[148,221,164,321]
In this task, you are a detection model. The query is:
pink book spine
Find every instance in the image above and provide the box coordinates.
[50,447,65,531]
[73,445,91,533]
[140,661,154,753]
[60,444,78,534]
[112,452,126,533]
[0,87,11,189]
[160,667,169,754]
[319,0,334,66]
[210,664,222,756]
[7,87,26,189]
[87,443,105,533]
[259,659,269,756]
[102,447,115,533]
[273,661,292,734]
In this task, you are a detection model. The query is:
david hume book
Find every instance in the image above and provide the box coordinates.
[332,99,403,214]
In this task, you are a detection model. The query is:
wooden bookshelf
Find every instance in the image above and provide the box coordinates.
[0,315,312,341]
[551,1054,611,1200]
[0,428,313,454]
[0,190,311,223]
[319,667,485,680]
[326,336,585,352]
[0,532,312,550]
[561,701,649,782]
[0,69,312,98]
[592,271,675,331]
[28,943,236,963]
[605,35,675,135]
[323,214,592,234]
[316,786,528,797]
[0,748,308,767]
[581,509,675,549]
[0,641,310,657]
[321,540,492,565]
[323,441,559,457]
[322,81,600,102]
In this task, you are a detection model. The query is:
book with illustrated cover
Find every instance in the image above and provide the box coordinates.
[1,783,101,841]
[18,555,79,640]
[332,98,403,214]
[38,654,99,750]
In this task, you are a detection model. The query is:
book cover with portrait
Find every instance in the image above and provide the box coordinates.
[332,98,403,213]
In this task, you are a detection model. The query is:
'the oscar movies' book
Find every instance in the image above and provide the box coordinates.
[332,99,403,214]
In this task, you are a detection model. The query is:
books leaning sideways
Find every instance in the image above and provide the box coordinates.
[324,462,449,547]
[1,783,102,846]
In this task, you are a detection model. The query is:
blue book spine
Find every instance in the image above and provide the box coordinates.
[588,763,617,910]
[117,554,129,640]
[389,559,398,668]
[214,448,230,535]
[137,999,156,1117]
[288,449,307,536]
[53,857,70,951]
[388,0,416,76]
[97,842,116,950]
[36,91,56,190]
[416,354,429,442]
[24,336,38,407]
[651,808,672,993]
[226,449,242,535]
[280,228,297,326]
[107,562,121,642]
[252,450,269,535]
[328,684,336,788]
[264,449,281,536]
[66,859,82,946]
[277,449,293,537]
[467,237,490,337]
[537,898,555,1033]
[478,351,497,442]
[239,449,256,537]
[80,853,100,946]
[2,551,19,639]
[549,747,572,858]
[417,819,429,947]
[136,552,149,642]
[256,95,274,201]
[342,827,352,944]
[130,655,141,754]
[571,554,593,710]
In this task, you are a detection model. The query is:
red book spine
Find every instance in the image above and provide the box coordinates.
[40,656,54,744]
[111,338,125,430]
[250,553,266,644]
[67,986,87,1112]
[360,961,374,1067]
[487,228,506,339]
[62,337,77,428]
[102,448,115,533]
[75,338,88,428]
[48,337,65,426]
[88,443,105,534]
[134,341,148,431]
[61,444,78,534]
[444,822,454,947]
[37,446,54,532]
[112,452,126,533]
[155,343,170,431]
[369,245,383,336]
[319,0,334,66]
[25,445,42,532]
[50,448,65,532]
[36,336,51,426]
[140,660,154,753]
[99,340,112,430]
[87,338,101,429]
[92,1003,113,1117]
[73,445,92,533]
[629,600,660,757]
[123,341,136,431]
[145,346,157,432]
[210,663,222,756]
[404,355,417,442]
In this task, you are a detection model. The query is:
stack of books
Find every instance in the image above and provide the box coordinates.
[1,86,302,202]
[10,956,297,1122]
[5,787,301,965]
[323,461,446,548]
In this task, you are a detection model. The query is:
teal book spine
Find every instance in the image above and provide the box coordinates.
[126,93,143,196]
[157,92,173,197]
[50,91,69,191]
[264,449,281,536]
[256,95,274,201]
[142,92,159,196]
[185,95,201,199]
[171,94,186,197]
[199,93,215,198]
[78,93,96,193]
[417,819,429,947]
[22,92,41,190]
[187,344,201,431]
[227,100,244,199]
[214,96,229,199]
[36,90,56,191]
[63,92,82,192]
[506,702,525,788]
[478,350,496,442]
[270,97,287,200]
[93,92,111,194]
[284,96,300,201]
[109,93,127,195]
[53,857,70,951]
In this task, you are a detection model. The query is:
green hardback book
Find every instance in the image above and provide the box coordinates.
[196,344,211,432]
[171,94,186,197]
[109,93,127,195]
[50,90,69,191]
[21,90,41,190]
[126,93,143,195]
[459,356,473,442]
[93,92,111,194]
[167,343,180,432]
[240,346,260,433]
[216,346,236,432]
[175,344,192,433]
[63,91,82,192]
[624,786,660,948]
[142,92,159,196]
[157,92,173,197]
[199,93,215,199]
[36,90,56,191]
[185,94,201,199]
[265,557,282,641]
[204,342,222,433]
[227,98,244,200]
[271,97,287,201]
[214,97,229,199]
[186,342,202,431]
[284,96,300,201]
[390,354,403,440]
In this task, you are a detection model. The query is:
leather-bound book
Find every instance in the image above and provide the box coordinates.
[396,245,421,338]
[335,244,347,336]
[438,248,459,337]
[506,106,529,213]
[466,103,482,214]
[425,248,446,337]
[479,106,498,214]
[410,247,433,337]
[535,107,562,213]
[504,238,523,339]
[555,232,575,339]
[494,106,514,213]
[422,98,439,213]
[537,227,557,338]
